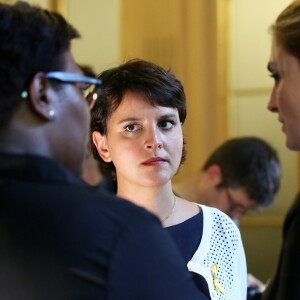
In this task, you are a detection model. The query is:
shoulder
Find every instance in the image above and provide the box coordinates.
[196,204,239,230]
[76,186,160,227]
[196,204,243,253]
[190,204,247,299]
[30,182,161,244]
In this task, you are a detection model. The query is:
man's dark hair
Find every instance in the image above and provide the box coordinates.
[0,1,80,128]
[91,58,186,179]
[202,137,281,207]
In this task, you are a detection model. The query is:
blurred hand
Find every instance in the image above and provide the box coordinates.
[247,273,266,293]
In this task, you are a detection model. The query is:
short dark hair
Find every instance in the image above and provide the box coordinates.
[0,1,80,128]
[202,137,281,207]
[91,59,186,179]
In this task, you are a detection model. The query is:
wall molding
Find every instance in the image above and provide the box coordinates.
[240,216,284,228]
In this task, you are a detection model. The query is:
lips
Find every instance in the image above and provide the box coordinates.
[277,117,284,129]
[142,157,166,166]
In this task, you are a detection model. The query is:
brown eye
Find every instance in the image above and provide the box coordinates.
[124,124,142,132]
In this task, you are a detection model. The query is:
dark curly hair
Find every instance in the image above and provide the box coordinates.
[91,59,186,180]
[0,1,80,128]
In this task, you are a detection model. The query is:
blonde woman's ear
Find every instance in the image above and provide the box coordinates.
[92,131,112,162]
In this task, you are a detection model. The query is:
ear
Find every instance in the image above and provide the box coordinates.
[205,164,223,186]
[92,131,112,162]
[27,72,56,120]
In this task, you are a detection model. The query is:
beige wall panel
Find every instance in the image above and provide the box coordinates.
[181,0,228,176]
[8,0,121,74]
[240,226,282,282]
[229,0,290,90]
[1,0,51,7]
[121,0,185,82]
[66,0,120,74]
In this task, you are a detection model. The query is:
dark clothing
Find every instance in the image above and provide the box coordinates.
[166,212,211,299]
[0,154,208,300]
[261,193,300,300]
[166,212,203,262]
[98,176,117,194]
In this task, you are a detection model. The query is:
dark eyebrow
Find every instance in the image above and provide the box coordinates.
[118,113,178,125]
[118,117,140,124]
[158,113,177,119]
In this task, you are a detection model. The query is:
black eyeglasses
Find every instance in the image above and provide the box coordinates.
[21,72,102,110]
[46,72,102,110]
[225,187,261,216]
[225,188,248,215]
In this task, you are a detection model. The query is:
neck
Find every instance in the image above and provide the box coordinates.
[0,125,49,157]
[1,106,84,177]
[0,105,50,156]
[117,181,175,221]
[173,174,202,202]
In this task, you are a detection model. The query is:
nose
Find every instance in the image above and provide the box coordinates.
[267,88,279,113]
[145,127,162,150]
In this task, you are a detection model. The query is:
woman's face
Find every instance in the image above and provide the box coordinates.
[268,38,300,150]
[93,91,183,188]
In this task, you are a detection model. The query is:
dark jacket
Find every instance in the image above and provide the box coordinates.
[261,193,300,300]
[0,153,208,300]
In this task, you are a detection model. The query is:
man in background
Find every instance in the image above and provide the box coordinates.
[173,136,280,224]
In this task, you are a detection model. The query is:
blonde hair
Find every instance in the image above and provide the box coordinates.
[271,1,300,61]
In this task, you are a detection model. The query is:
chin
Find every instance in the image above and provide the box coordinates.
[286,139,300,151]
[141,174,171,187]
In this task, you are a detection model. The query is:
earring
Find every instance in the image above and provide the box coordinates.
[49,110,55,117]
[20,91,28,99]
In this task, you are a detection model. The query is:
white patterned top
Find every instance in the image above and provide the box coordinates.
[187,204,247,300]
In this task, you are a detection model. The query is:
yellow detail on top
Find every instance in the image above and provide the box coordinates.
[211,263,225,294]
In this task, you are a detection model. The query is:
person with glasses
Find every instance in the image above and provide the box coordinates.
[173,137,280,224]
[0,2,211,300]
[91,59,247,300]
[172,137,281,298]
